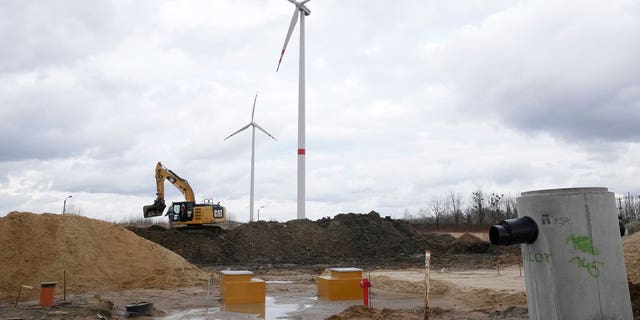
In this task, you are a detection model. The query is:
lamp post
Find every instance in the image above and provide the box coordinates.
[257,205,264,221]
[62,195,72,214]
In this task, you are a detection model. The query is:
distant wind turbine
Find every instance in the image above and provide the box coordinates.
[224,92,277,222]
[277,0,311,220]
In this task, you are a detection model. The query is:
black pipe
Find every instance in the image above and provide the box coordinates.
[489,216,539,245]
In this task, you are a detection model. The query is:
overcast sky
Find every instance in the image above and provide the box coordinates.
[1,0,639,222]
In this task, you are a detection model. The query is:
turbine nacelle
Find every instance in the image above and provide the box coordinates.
[224,92,277,141]
[288,0,311,15]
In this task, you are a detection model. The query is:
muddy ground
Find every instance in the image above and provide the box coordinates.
[2,212,639,319]
[0,266,530,320]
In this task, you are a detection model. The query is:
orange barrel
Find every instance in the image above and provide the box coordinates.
[39,282,57,307]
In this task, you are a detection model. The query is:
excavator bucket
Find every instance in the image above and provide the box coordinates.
[143,198,166,218]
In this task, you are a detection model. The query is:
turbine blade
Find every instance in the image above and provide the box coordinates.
[277,8,299,72]
[300,0,311,4]
[252,122,277,141]
[251,91,258,122]
[224,123,251,140]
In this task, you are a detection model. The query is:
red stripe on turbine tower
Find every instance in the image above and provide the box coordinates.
[298,148,305,155]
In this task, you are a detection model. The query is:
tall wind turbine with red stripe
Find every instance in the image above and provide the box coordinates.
[224,92,277,222]
[277,0,311,220]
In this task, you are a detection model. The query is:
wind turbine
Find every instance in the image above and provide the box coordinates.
[225,92,277,222]
[277,0,311,220]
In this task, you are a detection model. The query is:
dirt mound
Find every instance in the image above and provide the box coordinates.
[0,212,210,303]
[370,274,452,295]
[131,211,429,265]
[422,233,457,254]
[128,212,517,270]
[447,233,491,254]
[627,220,640,236]
[326,305,422,320]
[629,282,640,319]
[624,231,640,284]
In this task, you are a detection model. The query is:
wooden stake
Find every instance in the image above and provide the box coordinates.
[14,285,33,308]
[14,286,22,308]
[424,250,431,320]
[519,259,522,277]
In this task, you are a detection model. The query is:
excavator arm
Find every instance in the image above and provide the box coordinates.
[143,162,196,218]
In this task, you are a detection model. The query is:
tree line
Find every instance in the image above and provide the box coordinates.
[618,192,640,221]
[403,189,640,225]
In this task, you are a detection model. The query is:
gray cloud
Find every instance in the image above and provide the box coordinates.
[421,0,640,142]
[1,0,639,221]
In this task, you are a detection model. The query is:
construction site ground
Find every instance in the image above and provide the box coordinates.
[1,211,639,319]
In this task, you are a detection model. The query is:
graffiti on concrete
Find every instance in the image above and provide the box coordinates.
[567,235,604,278]
[525,252,551,264]
[541,214,571,226]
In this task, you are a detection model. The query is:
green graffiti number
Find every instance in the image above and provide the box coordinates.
[568,256,604,278]
[566,234,605,278]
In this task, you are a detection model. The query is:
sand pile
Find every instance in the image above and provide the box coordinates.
[0,212,210,303]
[624,231,640,284]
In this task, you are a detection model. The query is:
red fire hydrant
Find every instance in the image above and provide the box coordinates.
[359,278,371,306]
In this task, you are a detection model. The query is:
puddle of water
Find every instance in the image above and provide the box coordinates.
[222,296,311,319]
[159,296,311,319]
[265,296,311,319]
[158,296,312,319]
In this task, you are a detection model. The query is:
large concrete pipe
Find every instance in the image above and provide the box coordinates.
[495,187,632,319]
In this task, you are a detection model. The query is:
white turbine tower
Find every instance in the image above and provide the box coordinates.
[225,92,277,222]
[277,0,311,220]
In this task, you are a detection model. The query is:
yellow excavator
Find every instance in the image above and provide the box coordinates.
[143,162,226,226]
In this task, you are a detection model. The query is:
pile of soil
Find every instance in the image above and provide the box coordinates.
[0,212,210,303]
[629,282,640,319]
[447,233,491,254]
[422,233,457,253]
[326,305,421,320]
[130,212,515,270]
[132,212,436,266]
[624,231,640,284]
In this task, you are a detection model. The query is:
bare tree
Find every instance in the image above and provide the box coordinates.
[504,195,518,219]
[463,207,474,224]
[471,189,486,224]
[430,198,446,225]
[488,193,504,223]
[402,208,414,220]
[447,190,464,224]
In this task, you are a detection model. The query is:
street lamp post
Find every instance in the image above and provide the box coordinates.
[257,205,264,221]
[62,195,72,214]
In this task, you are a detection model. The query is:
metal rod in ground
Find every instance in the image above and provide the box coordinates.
[14,285,32,308]
[424,250,431,320]
[14,286,22,308]
[64,270,66,301]
[519,259,522,277]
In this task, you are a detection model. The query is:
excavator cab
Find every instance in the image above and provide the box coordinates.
[167,202,195,222]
